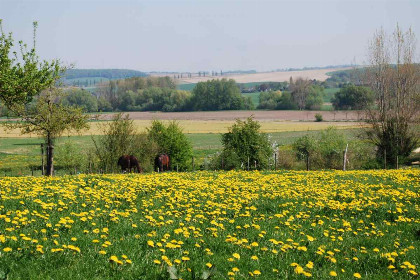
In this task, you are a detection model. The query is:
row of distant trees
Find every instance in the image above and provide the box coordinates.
[58,78,254,112]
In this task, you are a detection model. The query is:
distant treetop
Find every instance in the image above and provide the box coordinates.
[63,69,148,80]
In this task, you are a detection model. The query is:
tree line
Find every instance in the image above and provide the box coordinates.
[60,78,254,112]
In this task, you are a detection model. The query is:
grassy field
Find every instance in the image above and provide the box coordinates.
[0,170,418,279]
[0,127,364,175]
[324,88,340,103]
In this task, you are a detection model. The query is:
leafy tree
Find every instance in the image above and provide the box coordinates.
[61,88,98,112]
[292,135,317,170]
[190,79,253,111]
[147,120,193,170]
[220,117,272,170]
[332,85,374,110]
[5,89,89,175]
[0,20,62,107]
[289,78,311,110]
[97,96,113,112]
[305,85,324,110]
[258,91,282,109]
[364,25,419,167]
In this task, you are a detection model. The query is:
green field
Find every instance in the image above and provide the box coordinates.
[323,88,340,103]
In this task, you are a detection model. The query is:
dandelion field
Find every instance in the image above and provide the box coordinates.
[0,170,419,279]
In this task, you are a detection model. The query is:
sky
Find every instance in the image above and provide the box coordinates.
[1,0,419,72]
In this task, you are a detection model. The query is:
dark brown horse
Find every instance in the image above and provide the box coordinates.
[155,154,170,172]
[118,155,142,173]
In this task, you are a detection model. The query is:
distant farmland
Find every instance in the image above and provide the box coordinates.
[174,67,350,84]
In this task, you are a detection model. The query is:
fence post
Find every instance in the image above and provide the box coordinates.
[274,153,277,170]
[396,156,399,169]
[343,143,348,171]
[247,157,250,171]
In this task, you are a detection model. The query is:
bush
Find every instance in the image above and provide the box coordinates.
[147,120,193,171]
[315,113,323,122]
[92,113,140,172]
[219,117,273,170]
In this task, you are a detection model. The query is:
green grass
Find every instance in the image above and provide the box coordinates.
[242,92,260,107]
[176,83,196,91]
[323,88,340,102]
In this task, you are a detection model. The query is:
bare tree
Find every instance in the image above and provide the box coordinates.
[364,25,419,167]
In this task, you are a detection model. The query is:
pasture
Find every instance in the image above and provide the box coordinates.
[0,170,418,279]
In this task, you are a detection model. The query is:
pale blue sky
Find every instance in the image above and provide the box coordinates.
[1,0,419,72]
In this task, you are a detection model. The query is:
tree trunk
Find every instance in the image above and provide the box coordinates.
[46,136,54,176]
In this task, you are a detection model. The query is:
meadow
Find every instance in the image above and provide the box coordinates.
[0,169,418,279]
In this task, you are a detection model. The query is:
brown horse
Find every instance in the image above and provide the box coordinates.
[155,154,170,172]
[118,155,142,173]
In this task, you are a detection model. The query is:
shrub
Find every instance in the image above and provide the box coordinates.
[220,117,273,170]
[147,120,193,171]
[315,113,323,122]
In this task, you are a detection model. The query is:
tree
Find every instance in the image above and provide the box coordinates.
[5,89,89,175]
[220,117,272,170]
[61,88,98,112]
[293,135,317,170]
[0,20,62,107]
[304,85,324,110]
[147,120,193,171]
[190,79,253,111]
[364,25,419,167]
[332,85,374,110]
[92,113,139,173]
[289,77,311,110]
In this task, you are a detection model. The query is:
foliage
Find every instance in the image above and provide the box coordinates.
[289,78,324,110]
[315,113,323,122]
[292,134,317,170]
[190,79,254,111]
[257,91,282,110]
[61,88,98,112]
[304,85,324,110]
[92,113,139,173]
[4,89,89,175]
[317,127,346,169]
[257,91,298,110]
[147,120,193,171]
[0,170,418,279]
[220,117,272,170]
[95,76,176,110]
[332,85,374,110]
[0,20,63,107]
[55,140,87,174]
[63,68,147,80]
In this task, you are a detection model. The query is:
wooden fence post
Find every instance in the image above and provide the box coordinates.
[343,143,348,171]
